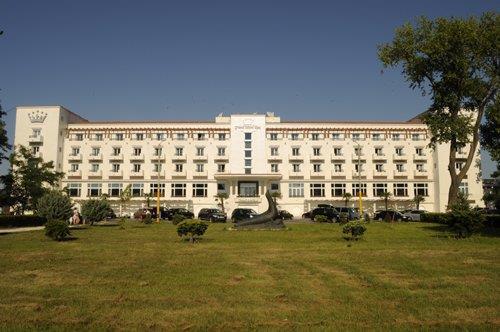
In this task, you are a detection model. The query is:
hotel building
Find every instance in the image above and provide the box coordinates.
[14,106,484,216]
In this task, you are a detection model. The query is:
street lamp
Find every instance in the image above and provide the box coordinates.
[156,137,165,223]
[349,138,363,217]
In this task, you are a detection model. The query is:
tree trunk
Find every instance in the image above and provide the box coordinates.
[221,198,225,213]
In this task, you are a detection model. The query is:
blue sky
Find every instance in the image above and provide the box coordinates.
[0,0,497,176]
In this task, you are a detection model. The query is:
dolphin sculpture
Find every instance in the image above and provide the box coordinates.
[235,190,285,229]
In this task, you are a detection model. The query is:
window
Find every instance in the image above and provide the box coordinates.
[88,183,102,197]
[292,163,301,172]
[197,133,206,141]
[75,133,83,141]
[244,159,252,167]
[393,183,408,196]
[333,163,343,172]
[271,164,279,173]
[239,182,258,197]
[31,146,40,155]
[111,163,120,173]
[171,183,186,197]
[193,183,208,197]
[332,183,346,197]
[150,183,165,197]
[291,133,299,140]
[270,147,278,156]
[374,147,383,156]
[244,132,252,140]
[396,163,405,172]
[175,147,184,156]
[245,150,252,158]
[155,133,165,141]
[196,147,205,156]
[372,133,382,141]
[154,147,162,156]
[414,183,429,196]
[154,163,162,173]
[196,164,204,172]
[71,147,80,156]
[459,182,469,195]
[270,133,278,140]
[310,183,325,197]
[245,141,251,149]
[218,133,226,141]
[354,163,364,173]
[270,183,280,192]
[112,147,121,156]
[67,183,81,197]
[352,133,361,141]
[217,164,226,172]
[415,147,424,156]
[133,148,142,156]
[217,147,226,156]
[132,183,144,197]
[375,163,384,172]
[455,162,464,171]
[133,164,141,172]
[175,164,183,172]
[333,148,342,156]
[311,133,320,140]
[331,133,342,140]
[135,133,144,141]
[412,133,421,141]
[176,133,185,140]
[91,147,100,156]
[352,183,367,197]
[95,133,103,141]
[416,163,425,172]
[70,163,79,172]
[108,183,122,197]
[114,133,124,141]
[289,183,304,197]
[313,164,321,172]
[373,183,387,197]
[354,147,362,156]
[395,147,404,156]
[91,164,99,172]
[313,147,321,156]
[292,147,300,156]
[217,182,226,193]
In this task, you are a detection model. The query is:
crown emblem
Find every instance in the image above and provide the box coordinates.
[28,110,48,123]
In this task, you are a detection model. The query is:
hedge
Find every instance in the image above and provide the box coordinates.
[0,215,47,228]
[484,214,500,227]
[420,213,449,224]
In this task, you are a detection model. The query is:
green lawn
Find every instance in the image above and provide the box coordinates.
[0,221,498,330]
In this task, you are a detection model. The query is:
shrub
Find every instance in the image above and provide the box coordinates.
[172,213,185,225]
[36,190,73,222]
[342,221,367,241]
[0,215,47,228]
[447,195,484,238]
[81,199,111,225]
[177,220,209,242]
[421,212,449,224]
[142,213,153,224]
[314,215,329,223]
[339,212,349,224]
[45,220,71,241]
[484,214,500,228]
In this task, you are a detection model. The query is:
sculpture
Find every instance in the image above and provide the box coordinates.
[235,190,285,229]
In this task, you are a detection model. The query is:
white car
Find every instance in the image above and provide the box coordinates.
[402,210,427,221]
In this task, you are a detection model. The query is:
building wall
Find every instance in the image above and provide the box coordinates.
[13,106,484,217]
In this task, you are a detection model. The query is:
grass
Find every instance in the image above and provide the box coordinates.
[0,221,498,330]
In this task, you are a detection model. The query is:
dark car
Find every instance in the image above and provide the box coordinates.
[231,208,258,222]
[133,208,156,220]
[335,207,359,220]
[166,208,194,220]
[310,206,340,222]
[278,210,293,220]
[302,211,312,219]
[198,208,227,222]
[373,210,410,222]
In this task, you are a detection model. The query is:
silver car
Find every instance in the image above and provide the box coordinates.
[403,210,427,221]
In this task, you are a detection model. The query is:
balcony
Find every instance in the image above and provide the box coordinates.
[28,135,43,143]
[172,169,187,177]
[235,196,262,204]
[310,170,325,177]
[267,152,281,160]
[372,153,386,160]
[67,170,82,177]
[393,169,409,177]
[172,154,187,161]
[88,153,103,161]
[150,154,165,161]
[331,153,345,161]
[109,170,123,177]
[193,154,208,161]
[352,153,365,160]
[414,169,429,177]
[288,154,303,160]
[130,153,145,161]
[413,153,427,161]
[331,169,346,177]
[68,153,82,161]
[373,169,387,176]
[109,153,123,161]
[88,170,102,177]
[352,169,366,178]
[392,153,407,160]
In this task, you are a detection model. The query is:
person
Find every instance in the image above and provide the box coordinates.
[72,209,81,225]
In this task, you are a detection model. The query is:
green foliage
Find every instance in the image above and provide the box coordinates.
[413,195,425,210]
[339,212,349,225]
[0,215,46,227]
[172,213,185,225]
[342,221,367,241]
[44,220,70,241]
[421,212,449,224]
[379,191,392,211]
[447,193,485,238]
[0,102,10,165]
[176,220,209,242]
[36,190,73,222]
[481,99,500,164]
[119,184,132,217]
[215,192,229,213]
[314,215,329,223]
[484,214,500,228]
[81,199,111,224]
[142,214,153,224]
[342,192,352,207]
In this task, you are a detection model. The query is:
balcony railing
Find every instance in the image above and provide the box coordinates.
[88,153,103,160]
[28,135,43,143]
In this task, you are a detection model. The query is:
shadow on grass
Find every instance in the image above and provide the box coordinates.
[422,224,500,238]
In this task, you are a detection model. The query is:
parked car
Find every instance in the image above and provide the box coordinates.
[335,207,359,220]
[198,208,227,222]
[302,211,312,219]
[310,206,340,222]
[277,210,293,220]
[133,208,156,220]
[373,210,410,222]
[166,208,194,220]
[402,209,427,221]
[231,208,258,222]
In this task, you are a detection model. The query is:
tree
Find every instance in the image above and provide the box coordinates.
[342,192,352,207]
[119,184,131,217]
[413,195,425,210]
[2,146,63,213]
[481,98,500,165]
[270,191,282,204]
[379,191,392,212]
[36,190,73,221]
[0,102,10,165]
[215,192,229,213]
[144,193,151,207]
[378,12,499,208]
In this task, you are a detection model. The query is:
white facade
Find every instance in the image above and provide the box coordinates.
[14,106,484,216]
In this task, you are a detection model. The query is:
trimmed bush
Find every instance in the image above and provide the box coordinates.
[143,213,153,224]
[446,194,485,238]
[339,212,349,224]
[177,220,209,242]
[81,199,112,225]
[45,220,71,241]
[172,213,185,225]
[421,212,449,224]
[36,190,73,222]
[0,215,47,228]
[342,221,367,241]
[484,214,500,227]
[314,215,329,223]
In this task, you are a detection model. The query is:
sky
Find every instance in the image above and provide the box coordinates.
[0,0,498,176]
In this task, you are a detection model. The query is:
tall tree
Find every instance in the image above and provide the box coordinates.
[3,145,63,213]
[413,195,425,210]
[480,98,500,167]
[379,191,392,212]
[215,192,229,213]
[378,12,499,208]
[119,184,132,217]
[0,30,9,164]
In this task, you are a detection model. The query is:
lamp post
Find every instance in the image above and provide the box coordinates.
[156,138,164,223]
[349,138,363,217]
